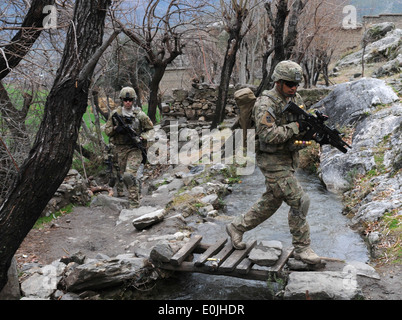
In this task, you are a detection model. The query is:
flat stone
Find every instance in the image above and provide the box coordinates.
[248,240,283,266]
[132,209,165,230]
[284,271,363,300]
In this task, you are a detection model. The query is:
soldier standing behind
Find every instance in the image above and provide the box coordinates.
[105,87,154,207]
[226,60,322,265]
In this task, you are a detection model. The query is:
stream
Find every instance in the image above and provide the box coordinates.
[141,167,370,300]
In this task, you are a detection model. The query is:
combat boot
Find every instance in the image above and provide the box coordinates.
[226,224,246,250]
[293,247,321,264]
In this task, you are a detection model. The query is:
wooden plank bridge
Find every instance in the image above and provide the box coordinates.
[159,235,294,281]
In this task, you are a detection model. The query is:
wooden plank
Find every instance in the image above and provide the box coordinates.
[170,235,202,266]
[219,240,257,272]
[204,242,234,271]
[271,246,294,273]
[194,238,228,267]
[236,258,253,274]
[160,261,273,281]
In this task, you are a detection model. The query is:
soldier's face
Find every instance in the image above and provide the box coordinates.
[123,98,134,109]
[277,81,298,97]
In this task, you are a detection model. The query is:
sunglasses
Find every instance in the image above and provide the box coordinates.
[282,80,299,88]
[123,98,134,102]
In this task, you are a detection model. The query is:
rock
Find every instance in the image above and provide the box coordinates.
[0,257,20,300]
[248,241,283,267]
[284,271,363,300]
[313,78,399,128]
[90,194,130,212]
[373,52,402,77]
[118,206,160,225]
[60,251,86,265]
[363,23,395,44]
[132,208,165,230]
[346,261,380,280]
[367,231,381,246]
[150,242,175,263]
[336,28,402,69]
[200,194,219,206]
[320,103,402,194]
[189,186,206,195]
[62,256,147,292]
[21,260,67,299]
[42,169,89,217]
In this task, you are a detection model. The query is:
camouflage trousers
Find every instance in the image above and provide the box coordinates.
[113,145,143,206]
[231,168,311,251]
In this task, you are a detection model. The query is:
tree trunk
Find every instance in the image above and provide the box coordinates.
[0,0,111,292]
[148,63,166,123]
[211,39,240,129]
[256,0,289,96]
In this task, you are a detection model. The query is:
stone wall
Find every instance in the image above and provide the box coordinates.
[161,83,240,124]
[161,84,333,126]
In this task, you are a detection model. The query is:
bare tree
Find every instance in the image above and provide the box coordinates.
[0,0,114,292]
[113,0,206,123]
[294,0,346,87]
[256,0,307,96]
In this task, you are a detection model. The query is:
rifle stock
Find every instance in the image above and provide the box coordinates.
[283,102,352,154]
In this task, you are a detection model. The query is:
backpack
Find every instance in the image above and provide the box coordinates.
[234,87,257,148]
[234,87,256,130]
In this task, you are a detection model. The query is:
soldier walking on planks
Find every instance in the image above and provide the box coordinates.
[226,61,321,265]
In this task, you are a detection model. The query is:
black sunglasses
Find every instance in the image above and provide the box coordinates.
[282,80,299,88]
[123,98,134,102]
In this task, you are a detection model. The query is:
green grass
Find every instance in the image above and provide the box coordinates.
[141,104,161,124]
[33,204,74,229]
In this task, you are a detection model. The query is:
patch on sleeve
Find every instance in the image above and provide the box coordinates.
[260,111,275,128]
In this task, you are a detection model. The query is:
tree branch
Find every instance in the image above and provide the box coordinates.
[78,28,122,82]
[0,0,55,81]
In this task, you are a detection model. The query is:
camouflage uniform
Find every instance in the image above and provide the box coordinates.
[228,61,320,264]
[231,87,310,249]
[105,88,153,206]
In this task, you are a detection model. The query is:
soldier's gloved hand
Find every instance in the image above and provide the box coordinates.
[115,125,124,134]
[296,120,309,132]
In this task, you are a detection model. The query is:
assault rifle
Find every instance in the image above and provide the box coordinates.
[112,112,148,164]
[283,101,352,153]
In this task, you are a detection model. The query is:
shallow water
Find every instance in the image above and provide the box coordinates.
[143,167,369,300]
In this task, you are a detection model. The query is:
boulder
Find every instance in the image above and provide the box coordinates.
[284,271,363,300]
[319,99,402,194]
[21,260,67,299]
[62,256,147,292]
[313,78,399,127]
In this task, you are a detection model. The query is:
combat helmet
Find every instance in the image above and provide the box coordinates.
[272,60,303,83]
[119,87,136,100]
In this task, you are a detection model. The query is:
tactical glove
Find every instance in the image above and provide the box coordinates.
[115,125,125,134]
